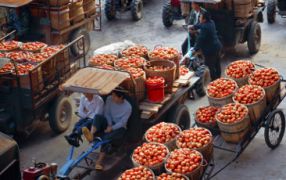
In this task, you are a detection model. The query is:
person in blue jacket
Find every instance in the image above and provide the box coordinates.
[191,11,222,81]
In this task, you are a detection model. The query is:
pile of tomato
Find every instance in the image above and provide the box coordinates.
[43,45,65,56]
[157,173,187,180]
[89,54,118,66]
[125,67,145,79]
[21,42,47,52]
[118,166,154,180]
[226,60,255,79]
[0,63,14,73]
[122,45,148,57]
[147,65,171,71]
[165,148,202,174]
[234,85,264,105]
[115,57,146,69]
[249,68,280,87]
[207,78,237,98]
[180,66,189,76]
[97,64,114,70]
[0,41,20,51]
[149,47,179,60]
[176,128,212,149]
[27,52,50,63]
[132,143,168,167]
[6,51,32,62]
[196,106,221,124]
[145,122,181,144]
[146,76,165,85]
[216,103,248,124]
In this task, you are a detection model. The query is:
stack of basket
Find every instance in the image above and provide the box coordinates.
[83,0,97,17]
[69,0,85,24]
[48,0,71,30]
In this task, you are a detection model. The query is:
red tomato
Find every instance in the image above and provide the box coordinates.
[122,45,148,57]
[124,67,145,79]
[249,68,280,87]
[180,66,189,76]
[149,47,179,60]
[89,54,118,66]
[157,173,187,180]
[115,57,146,69]
[216,103,248,124]
[226,60,255,79]
[146,76,165,84]
[119,166,154,180]
[196,106,221,124]
[145,122,181,144]
[43,45,65,56]
[233,85,264,105]
[21,41,47,51]
[6,51,32,62]
[207,78,237,98]
[0,41,19,51]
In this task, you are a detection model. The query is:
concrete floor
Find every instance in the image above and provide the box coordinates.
[19,0,286,179]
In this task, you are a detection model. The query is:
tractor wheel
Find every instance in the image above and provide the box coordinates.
[131,0,143,21]
[162,2,174,28]
[267,0,276,24]
[105,0,116,21]
[247,21,261,55]
[167,104,191,130]
[49,95,73,134]
[70,28,91,56]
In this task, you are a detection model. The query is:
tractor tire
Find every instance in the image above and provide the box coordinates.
[247,21,261,55]
[105,0,116,21]
[131,0,143,21]
[267,0,276,24]
[162,2,174,28]
[70,28,91,56]
[49,95,73,134]
[167,104,191,130]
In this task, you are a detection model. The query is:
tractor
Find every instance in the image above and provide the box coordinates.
[104,0,143,21]
[267,0,286,24]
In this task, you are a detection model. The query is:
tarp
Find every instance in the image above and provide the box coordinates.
[0,0,32,8]
[62,68,130,95]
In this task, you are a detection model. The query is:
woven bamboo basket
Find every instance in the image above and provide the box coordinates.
[264,79,281,104]
[144,60,176,94]
[50,8,70,30]
[70,0,85,24]
[118,167,156,180]
[195,116,220,136]
[216,105,251,143]
[157,173,189,180]
[83,0,96,17]
[121,72,146,102]
[49,0,69,6]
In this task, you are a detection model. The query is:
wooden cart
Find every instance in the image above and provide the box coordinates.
[0,0,102,55]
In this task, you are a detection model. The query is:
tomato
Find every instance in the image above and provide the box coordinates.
[122,45,148,57]
[6,51,32,62]
[124,67,145,79]
[145,122,181,144]
[146,76,165,85]
[147,65,171,71]
[216,103,248,124]
[119,166,154,180]
[21,42,47,51]
[43,45,65,55]
[0,41,20,51]
[226,60,255,79]
[165,148,202,174]
[27,52,50,63]
[115,57,146,69]
[196,106,221,124]
[149,47,179,60]
[176,128,212,149]
[157,173,187,180]
[249,68,280,87]
[89,54,118,66]
[180,66,189,76]
[132,143,168,167]
[233,85,264,105]
[207,78,237,98]
[96,64,114,70]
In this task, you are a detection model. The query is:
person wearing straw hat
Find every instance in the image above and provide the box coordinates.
[82,87,132,170]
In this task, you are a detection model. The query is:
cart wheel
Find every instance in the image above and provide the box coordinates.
[247,21,261,55]
[49,95,73,134]
[267,0,276,24]
[168,104,190,130]
[131,0,143,21]
[264,109,285,149]
[105,0,116,20]
[162,1,174,28]
[70,28,91,56]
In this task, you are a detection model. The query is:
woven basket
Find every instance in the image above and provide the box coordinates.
[121,72,146,102]
[49,0,69,6]
[50,8,70,30]
[83,0,96,17]
[70,0,85,24]
[144,60,176,94]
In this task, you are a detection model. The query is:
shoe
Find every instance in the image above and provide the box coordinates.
[82,127,93,143]
[64,135,80,147]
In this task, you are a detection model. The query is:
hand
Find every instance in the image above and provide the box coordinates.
[104,126,112,133]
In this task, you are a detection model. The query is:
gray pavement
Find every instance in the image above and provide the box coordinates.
[20,0,286,179]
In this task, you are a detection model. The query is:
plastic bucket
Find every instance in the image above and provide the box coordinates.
[146,77,165,103]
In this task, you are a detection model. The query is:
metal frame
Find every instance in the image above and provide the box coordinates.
[200,79,286,180]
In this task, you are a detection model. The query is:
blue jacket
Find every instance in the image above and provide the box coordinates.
[194,20,222,56]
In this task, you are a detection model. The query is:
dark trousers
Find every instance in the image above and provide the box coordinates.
[93,115,126,143]
[72,118,93,135]
[181,33,196,56]
[205,52,221,81]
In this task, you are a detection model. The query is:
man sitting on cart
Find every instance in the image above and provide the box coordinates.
[181,2,206,56]
[65,93,104,147]
[82,87,132,170]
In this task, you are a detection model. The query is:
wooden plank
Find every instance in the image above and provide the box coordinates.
[173,82,180,88]
[180,71,194,80]
[0,0,32,8]
[175,79,190,86]
[139,105,159,112]
[140,102,163,108]
[172,88,179,94]
[141,111,154,119]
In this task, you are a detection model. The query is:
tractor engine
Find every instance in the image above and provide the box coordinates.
[23,162,58,180]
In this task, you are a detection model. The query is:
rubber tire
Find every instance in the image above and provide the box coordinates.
[131,0,143,21]
[267,0,276,24]
[247,21,261,55]
[70,28,91,56]
[167,104,191,130]
[162,2,174,28]
[105,0,116,20]
[49,95,72,134]
[264,109,285,149]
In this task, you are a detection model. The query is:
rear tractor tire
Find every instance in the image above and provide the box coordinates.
[162,2,174,28]
[267,0,276,24]
[131,0,143,21]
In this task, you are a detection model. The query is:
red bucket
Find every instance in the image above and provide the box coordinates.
[146,76,165,103]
